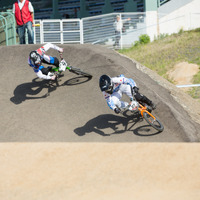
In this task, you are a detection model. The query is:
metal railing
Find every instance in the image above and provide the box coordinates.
[34,12,147,49]
[0,11,16,46]
[34,11,200,49]
[1,10,200,51]
[82,12,146,49]
[34,18,82,44]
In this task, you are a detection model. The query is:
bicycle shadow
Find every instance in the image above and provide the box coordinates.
[74,114,132,136]
[74,113,162,137]
[62,76,92,86]
[133,125,162,136]
[10,75,92,105]
[121,110,163,136]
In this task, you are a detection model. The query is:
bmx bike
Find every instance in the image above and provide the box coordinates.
[50,55,92,79]
[119,101,164,132]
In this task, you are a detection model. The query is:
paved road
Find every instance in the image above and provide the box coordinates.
[0,44,199,142]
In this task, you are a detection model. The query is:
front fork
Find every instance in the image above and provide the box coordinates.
[139,104,156,120]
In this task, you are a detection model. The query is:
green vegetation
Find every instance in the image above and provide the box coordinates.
[139,34,150,44]
[119,28,200,99]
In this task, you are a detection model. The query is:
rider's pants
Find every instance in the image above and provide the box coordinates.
[111,84,132,109]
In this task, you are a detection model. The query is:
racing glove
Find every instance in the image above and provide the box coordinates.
[58,48,64,53]
[51,75,56,80]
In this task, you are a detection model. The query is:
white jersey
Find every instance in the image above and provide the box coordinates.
[37,43,63,62]
[102,75,137,110]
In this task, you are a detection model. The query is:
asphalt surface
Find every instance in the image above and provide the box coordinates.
[1,44,200,142]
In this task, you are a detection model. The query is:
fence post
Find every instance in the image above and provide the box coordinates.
[40,20,44,44]
[80,19,84,44]
[60,20,63,44]
[120,13,123,49]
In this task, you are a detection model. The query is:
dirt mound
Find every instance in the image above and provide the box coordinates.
[167,61,199,86]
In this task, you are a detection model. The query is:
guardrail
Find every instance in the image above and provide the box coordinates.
[34,12,147,49]
[34,11,200,49]
[0,11,16,46]
[1,10,200,51]
[34,18,82,44]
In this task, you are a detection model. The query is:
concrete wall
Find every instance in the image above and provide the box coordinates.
[158,0,200,34]
[145,0,200,40]
[158,0,195,15]
[146,11,158,41]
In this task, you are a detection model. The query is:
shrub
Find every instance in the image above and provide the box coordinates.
[139,34,150,44]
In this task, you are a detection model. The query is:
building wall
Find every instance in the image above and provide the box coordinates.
[159,0,200,34]
[158,0,195,14]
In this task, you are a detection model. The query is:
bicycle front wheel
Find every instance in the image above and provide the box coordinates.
[69,66,92,78]
[143,112,164,132]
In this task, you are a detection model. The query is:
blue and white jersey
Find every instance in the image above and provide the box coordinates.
[102,74,137,110]
[28,58,44,73]
[28,56,55,80]
[28,43,63,80]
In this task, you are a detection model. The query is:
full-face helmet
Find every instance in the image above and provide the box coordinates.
[29,51,41,66]
[99,74,113,93]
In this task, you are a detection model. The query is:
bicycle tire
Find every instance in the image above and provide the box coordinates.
[69,66,92,78]
[143,112,164,132]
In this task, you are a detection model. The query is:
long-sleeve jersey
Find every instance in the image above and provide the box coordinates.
[28,43,63,79]
[102,75,137,110]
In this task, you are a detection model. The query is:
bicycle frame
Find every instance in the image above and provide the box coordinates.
[49,56,92,78]
[117,101,164,132]
[50,65,71,73]
[138,103,156,120]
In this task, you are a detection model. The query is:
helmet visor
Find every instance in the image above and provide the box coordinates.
[105,85,113,93]
[34,56,41,65]
[30,51,41,65]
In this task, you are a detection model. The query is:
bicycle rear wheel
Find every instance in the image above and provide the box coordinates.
[143,112,164,132]
[69,66,92,78]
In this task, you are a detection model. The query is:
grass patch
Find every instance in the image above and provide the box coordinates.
[119,28,200,99]
[189,71,200,99]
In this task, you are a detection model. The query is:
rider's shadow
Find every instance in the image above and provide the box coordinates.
[74,114,140,136]
[74,112,162,137]
[10,78,56,105]
[10,76,92,105]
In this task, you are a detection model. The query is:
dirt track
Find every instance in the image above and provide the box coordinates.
[0,44,200,199]
[0,44,200,142]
